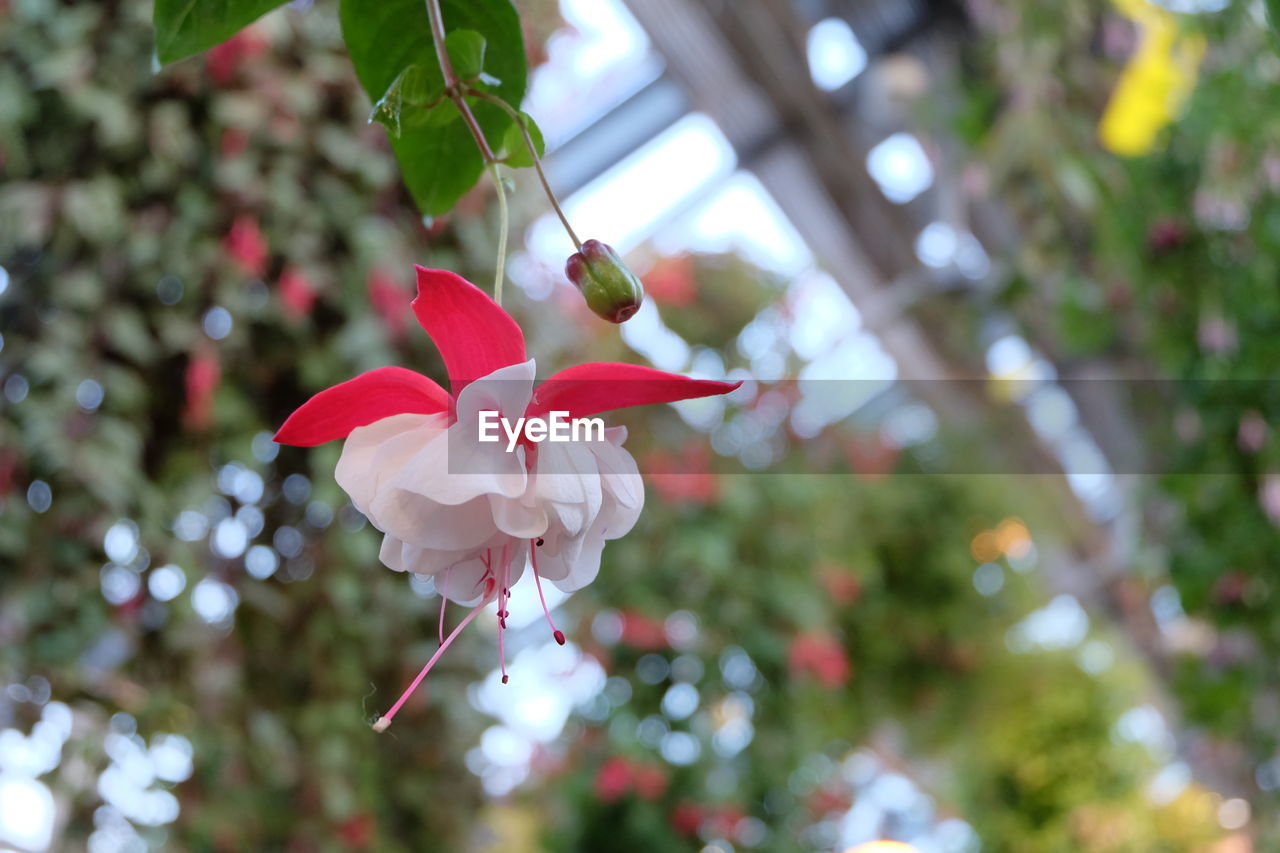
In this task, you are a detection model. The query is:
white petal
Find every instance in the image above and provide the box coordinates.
[591,428,645,511]
[368,491,499,551]
[440,538,529,606]
[438,554,494,606]
[388,422,528,507]
[378,535,481,576]
[534,441,604,536]
[335,413,447,513]
[455,359,536,424]
[537,521,608,593]
[489,493,549,539]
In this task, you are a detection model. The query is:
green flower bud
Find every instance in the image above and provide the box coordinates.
[565,240,645,323]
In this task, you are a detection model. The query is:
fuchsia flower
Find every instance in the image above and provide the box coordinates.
[274,267,738,730]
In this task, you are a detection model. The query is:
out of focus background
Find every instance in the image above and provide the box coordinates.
[3,0,1280,849]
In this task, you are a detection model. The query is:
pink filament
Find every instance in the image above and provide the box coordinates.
[530,540,565,645]
[375,593,490,732]
[497,544,511,684]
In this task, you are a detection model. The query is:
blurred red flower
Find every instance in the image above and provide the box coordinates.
[807,785,852,816]
[278,266,317,319]
[594,757,632,803]
[594,757,668,803]
[335,813,374,849]
[183,349,221,431]
[844,434,898,480]
[788,632,851,688]
[619,610,667,650]
[645,442,718,506]
[220,128,249,160]
[207,30,268,87]
[0,449,17,498]
[643,254,696,307]
[224,215,268,279]
[818,562,861,606]
[367,268,409,341]
[630,762,668,801]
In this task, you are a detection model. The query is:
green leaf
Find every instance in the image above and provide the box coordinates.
[446,30,486,80]
[340,0,527,217]
[368,64,449,138]
[1269,0,1280,44]
[501,111,544,169]
[400,63,447,105]
[152,0,287,65]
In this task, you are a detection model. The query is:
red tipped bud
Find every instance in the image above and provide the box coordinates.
[565,240,644,323]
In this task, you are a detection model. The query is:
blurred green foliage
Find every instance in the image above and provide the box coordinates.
[0,0,1253,850]
[952,0,1280,841]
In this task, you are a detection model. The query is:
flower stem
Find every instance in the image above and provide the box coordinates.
[424,0,496,163]
[466,86,583,252]
[488,162,508,306]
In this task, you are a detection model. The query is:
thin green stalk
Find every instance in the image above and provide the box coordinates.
[467,87,582,251]
[424,0,496,162]
[488,162,508,306]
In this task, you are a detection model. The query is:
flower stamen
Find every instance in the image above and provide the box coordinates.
[531,540,566,645]
[373,592,492,733]
[497,544,511,684]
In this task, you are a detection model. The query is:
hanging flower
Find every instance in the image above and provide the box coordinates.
[274,266,738,730]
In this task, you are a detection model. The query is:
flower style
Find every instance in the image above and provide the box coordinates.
[274,266,739,730]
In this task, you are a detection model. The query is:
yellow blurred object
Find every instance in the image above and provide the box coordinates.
[844,843,922,853]
[474,804,542,853]
[995,517,1032,558]
[970,530,1002,563]
[1098,0,1204,156]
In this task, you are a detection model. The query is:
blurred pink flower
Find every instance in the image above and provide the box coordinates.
[642,254,695,307]
[183,349,220,431]
[645,443,718,506]
[595,757,632,803]
[1261,475,1280,527]
[594,757,666,803]
[619,610,668,650]
[367,268,409,341]
[788,632,851,688]
[206,30,268,87]
[224,215,268,279]
[277,266,316,320]
[1237,411,1268,454]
